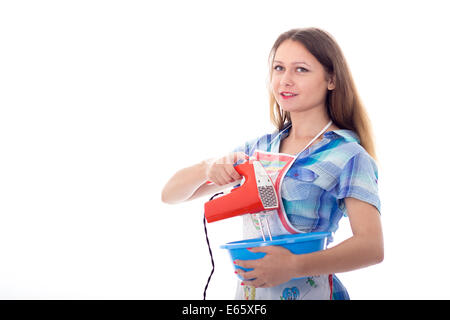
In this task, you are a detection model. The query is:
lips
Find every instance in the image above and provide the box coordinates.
[280,91,298,99]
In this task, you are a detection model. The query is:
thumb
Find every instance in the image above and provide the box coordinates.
[247,245,273,253]
[233,152,248,163]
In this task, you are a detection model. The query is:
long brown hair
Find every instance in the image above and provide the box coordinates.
[267,27,377,160]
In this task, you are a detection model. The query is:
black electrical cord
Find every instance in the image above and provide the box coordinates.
[202,192,224,300]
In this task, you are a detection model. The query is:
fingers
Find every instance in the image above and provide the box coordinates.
[206,152,246,186]
[234,259,257,270]
[246,246,271,253]
[238,271,269,288]
[248,245,290,255]
[211,165,240,185]
[234,246,290,289]
[236,268,257,281]
[236,268,267,288]
[225,164,242,181]
[217,169,233,186]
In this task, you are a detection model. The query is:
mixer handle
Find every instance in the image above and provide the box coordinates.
[205,157,251,185]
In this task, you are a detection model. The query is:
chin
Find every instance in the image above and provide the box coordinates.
[280,106,308,113]
[280,103,322,114]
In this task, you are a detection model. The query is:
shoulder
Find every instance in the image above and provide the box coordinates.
[333,130,377,170]
[315,129,368,168]
[327,131,378,180]
[295,129,377,190]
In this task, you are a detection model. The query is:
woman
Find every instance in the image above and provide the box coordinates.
[161,27,383,300]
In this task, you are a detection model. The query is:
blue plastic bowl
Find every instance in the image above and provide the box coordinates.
[220,232,330,281]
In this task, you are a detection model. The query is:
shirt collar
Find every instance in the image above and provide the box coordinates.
[279,122,360,143]
[272,122,360,145]
[324,129,360,143]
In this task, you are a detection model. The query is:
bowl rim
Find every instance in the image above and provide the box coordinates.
[220,231,331,250]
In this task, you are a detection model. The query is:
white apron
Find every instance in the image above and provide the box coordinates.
[235,121,334,300]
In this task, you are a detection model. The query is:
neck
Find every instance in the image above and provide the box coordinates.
[288,107,332,140]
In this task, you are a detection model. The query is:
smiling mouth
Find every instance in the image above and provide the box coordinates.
[280,92,298,99]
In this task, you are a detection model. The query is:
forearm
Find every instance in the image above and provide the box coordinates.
[292,234,384,278]
[161,160,210,204]
[239,199,384,288]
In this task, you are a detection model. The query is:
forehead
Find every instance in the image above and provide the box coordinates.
[273,39,317,66]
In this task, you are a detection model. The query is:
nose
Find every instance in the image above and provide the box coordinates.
[280,71,294,87]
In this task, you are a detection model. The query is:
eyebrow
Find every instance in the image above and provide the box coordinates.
[273,60,311,67]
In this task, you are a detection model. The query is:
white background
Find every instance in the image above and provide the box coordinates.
[1,0,449,299]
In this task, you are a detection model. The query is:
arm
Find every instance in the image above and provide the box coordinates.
[237,197,384,287]
[161,152,246,204]
[161,159,211,204]
[292,197,383,276]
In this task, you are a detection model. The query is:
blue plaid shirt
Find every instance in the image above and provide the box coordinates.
[232,122,380,244]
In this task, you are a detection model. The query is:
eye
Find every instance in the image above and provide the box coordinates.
[273,65,308,73]
[273,65,283,71]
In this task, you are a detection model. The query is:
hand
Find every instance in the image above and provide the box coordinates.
[235,246,298,288]
[205,152,248,186]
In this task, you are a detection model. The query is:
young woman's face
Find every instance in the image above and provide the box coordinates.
[271,39,335,114]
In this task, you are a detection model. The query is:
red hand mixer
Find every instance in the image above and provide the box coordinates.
[204,160,278,241]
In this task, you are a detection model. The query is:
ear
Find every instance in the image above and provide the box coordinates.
[327,74,336,90]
